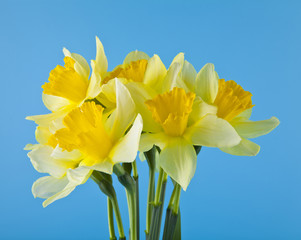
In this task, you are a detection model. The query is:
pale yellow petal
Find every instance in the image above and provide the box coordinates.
[26,110,68,127]
[66,166,92,185]
[188,97,217,126]
[123,50,150,65]
[159,138,196,191]
[181,60,197,92]
[139,132,169,152]
[232,108,253,120]
[35,126,52,145]
[161,62,183,93]
[220,138,260,156]
[125,82,161,132]
[231,117,280,139]
[143,54,167,87]
[24,144,39,150]
[109,79,136,141]
[63,48,90,79]
[186,114,241,148]
[94,36,108,76]
[42,184,76,207]
[170,52,184,69]
[28,145,70,178]
[42,93,71,112]
[32,176,69,199]
[51,146,82,160]
[26,112,61,126]
[195,63,219,103]
[82,158,114,174]
[32,165,90,208]
[86,63,102,99]
[110,114,143,164]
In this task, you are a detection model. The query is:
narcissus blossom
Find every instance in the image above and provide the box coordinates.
[139,86,241,190]
[26,80,143,207]
[190,63,280,156]
[26,37,107,131]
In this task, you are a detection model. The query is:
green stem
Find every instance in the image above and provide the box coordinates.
[91,171,125,239]
[134,176,140,240]
[128,190,137,240]
[149,168,168,240]
[107,198,117,240]
[113,164,138,240]
[132,160,138,178]
[146,167,155,235]
[154,168,164,205]
[144,147,156,238]
[111,194,125,239]
[168,185,177,208]
[163,183,182,240]
[172,184,181,215]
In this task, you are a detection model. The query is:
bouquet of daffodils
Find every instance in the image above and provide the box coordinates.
[25,37,279,240]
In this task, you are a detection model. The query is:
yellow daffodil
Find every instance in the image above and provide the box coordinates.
[26,36,107,132]
[98,50,168,132]
[183,62,280,156]
[139,85,241,190]
[26,79,143,207]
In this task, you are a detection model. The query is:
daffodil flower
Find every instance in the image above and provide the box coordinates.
[139,86,241,190]
[189,63,280,156]
[98,50,168,132]
[26,79,143,207]
[26,36,107,131]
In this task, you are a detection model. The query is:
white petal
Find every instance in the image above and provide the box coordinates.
[159,138,197,191]
[94,36,108,76]
[231,117,280,139]
[42,93,71,112]
[32,175,69,199]
[181,60,197,92]
[28,145,67,178]
[63,48,90,79]
[123,50,150,64]
[186,114,241,148]
[139,132,169,152]
[143,54,167,88]
[110,114,143,164]
[220,138,260,156]
[195,63,219,104]
[109,79,136,141]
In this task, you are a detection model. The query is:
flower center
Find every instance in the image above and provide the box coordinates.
[42,57,89,104]
[214,79,254,121]
[103,59,148,84]
[54,101,113,166]
[145,87,195,137]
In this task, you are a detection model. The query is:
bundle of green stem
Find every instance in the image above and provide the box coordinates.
[92,146,197,240]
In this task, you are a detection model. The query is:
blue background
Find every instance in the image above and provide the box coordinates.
[1,0,300,239]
